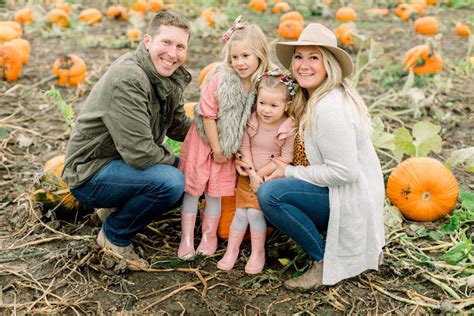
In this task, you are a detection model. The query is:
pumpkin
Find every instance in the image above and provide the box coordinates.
[149,0,164,11]
[79,8,102,25]
[55,3,72,15]
[335,23,353,46]
[7,38,30,64]
[0,21,23,38]
[395,3,416,21]
[248,0,267,12]
[32,155,87,221]
[414,16,439,35]
[0,42,23,82]
[272,2,291,13]
[280,11,304,24]
[127,27,142,41]
[133,0,149,13]
[46,9,70,27]
[106,5,128,21]
[184,102,197,119]
[215,196,250,240]
[198,62,219,86]
[0,25,21,42]
[201,8,216,27]
[426,0,437,4]
[278,20,304,40]
[411,2,427,15]
[52,54,87,87]
[402,44,443,74]
[455,22,471,37]
[336,6,357,22]
[13,7,33,25]
[386,157,459,222]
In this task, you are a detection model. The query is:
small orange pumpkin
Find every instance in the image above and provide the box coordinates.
[14,7,33,25]
[278,19,304,40]
[0,25,21,42]
[455,22,471,37]
[280,11,304,24]
[426,0,437,4]
[0,21,23,38]
[46,9,70,27]
[127,27,142,41]
[106,5,128,21]
[55,3,72,15]
[7,38,30,64]
[272,2,291,13]
[414,16,439,35]
[52,54,87,87]
[133,0,149,13]
[199,62,219,86]
[336,6,357,22]
[79,8,102,25]
[201,8,217,27]
[183,102,197,119]
[248,0,267,12]
[386,157,458,222]
[395,3,416,21]
[402,45,443,74]
[149,0,164,11]
[0,42,23,82]
[335,23,353,46]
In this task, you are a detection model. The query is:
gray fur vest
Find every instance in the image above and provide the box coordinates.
[194,65,256,156]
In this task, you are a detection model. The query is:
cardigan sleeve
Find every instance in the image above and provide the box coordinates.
[285,91,359,186]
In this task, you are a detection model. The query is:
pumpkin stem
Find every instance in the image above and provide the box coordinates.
[422,192,431,201]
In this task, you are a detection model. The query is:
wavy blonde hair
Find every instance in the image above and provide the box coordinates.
[288,47,370,136]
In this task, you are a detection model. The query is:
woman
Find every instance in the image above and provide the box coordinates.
[256,23,385,290]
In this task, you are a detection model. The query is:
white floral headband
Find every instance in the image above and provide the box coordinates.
[221,15,244,43]
[257,68,298,96]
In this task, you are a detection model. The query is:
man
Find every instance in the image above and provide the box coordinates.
[62,11,192,270]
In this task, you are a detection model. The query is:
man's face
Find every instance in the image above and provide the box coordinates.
[143,25,189,77]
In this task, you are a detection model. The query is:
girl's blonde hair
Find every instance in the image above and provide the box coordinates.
[220,23,271,86]
[257,76,293,103]
[288,46,370,136]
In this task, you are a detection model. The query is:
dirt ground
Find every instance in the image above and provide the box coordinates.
[1,2,473,314]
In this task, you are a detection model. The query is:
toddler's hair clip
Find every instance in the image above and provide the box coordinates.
[257,68,298,96]
[221,15,244,44]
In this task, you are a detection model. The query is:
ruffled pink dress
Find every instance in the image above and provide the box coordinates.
[179,75,238,197]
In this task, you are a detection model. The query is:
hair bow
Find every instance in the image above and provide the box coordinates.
[221,15,244,43]
[257,68,298,96]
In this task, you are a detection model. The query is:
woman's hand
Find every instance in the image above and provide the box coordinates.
[265,158,289,180]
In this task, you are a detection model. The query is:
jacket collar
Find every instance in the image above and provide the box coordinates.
[135,42,192,97]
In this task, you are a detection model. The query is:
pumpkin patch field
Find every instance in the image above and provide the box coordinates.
[1,0,473,314]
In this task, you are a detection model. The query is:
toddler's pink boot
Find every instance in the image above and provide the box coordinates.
[177,213,197,260]
[217,230,246,271]
[244,231,266,274]
[196,213,221,256]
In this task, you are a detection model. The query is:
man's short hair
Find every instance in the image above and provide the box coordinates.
[147,11,191,39]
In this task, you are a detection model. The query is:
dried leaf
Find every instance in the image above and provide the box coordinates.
[17,134,33,148]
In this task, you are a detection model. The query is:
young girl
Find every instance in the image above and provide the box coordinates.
[217,69,296,274]
[177,17,272,260]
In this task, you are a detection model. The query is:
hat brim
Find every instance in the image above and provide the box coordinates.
[275,41,353,78]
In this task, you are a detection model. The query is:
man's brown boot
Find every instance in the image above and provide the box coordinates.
[284,261,324,291]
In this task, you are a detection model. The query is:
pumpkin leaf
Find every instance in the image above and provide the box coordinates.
[412,121,442,156]
[278,258,290,266]
[459,191,474,213]
[446,147,474,172]
[371,117,395,150]
[441,232,472,264]
[0,127,10,140]
[428,230,443,241]
[392,127,415,161]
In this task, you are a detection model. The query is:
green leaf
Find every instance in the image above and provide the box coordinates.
[278,258,290,266]
[428,230,443,241]
[370,117,395,150]
[392,127,415,161]
[412,121,442,156]
[0,127,10,140]
[446,147,474,172]
[441,241,470,264]
[460,191,474,213]
[441,216,460,233]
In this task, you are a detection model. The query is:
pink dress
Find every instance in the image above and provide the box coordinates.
[179,75,237,197]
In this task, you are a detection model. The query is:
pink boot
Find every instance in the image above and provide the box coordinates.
[177,213,197,260]
[196,213,221,256]
[217,230,246,271]
[245,231,266,275]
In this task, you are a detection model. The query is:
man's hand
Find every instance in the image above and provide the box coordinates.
[265,158,288,180]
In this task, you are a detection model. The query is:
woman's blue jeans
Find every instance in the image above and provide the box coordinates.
[257,178,330,261]
[71,159,184,246]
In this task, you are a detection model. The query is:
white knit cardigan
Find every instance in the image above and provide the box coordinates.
[285,88,385,285]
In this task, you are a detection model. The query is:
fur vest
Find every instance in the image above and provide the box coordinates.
[194,64,256,156]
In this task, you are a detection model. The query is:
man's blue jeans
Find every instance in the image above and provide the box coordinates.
[257,178,330,261]
[71,159,184,246]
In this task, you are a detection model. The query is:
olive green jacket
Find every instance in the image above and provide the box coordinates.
[62,42,192,189]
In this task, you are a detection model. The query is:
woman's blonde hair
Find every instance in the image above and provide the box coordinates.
[288,47,370,136]
[220,22,271,86]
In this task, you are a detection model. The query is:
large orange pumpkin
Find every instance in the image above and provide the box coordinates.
[278,19,303,40]
[55,3,72,15]
[386,157,459,222]
[414,16,439,35]
[198,62,219,86]
[280,11,304,24]
[46,9,70,27]
[14,7,33,24]
[0,25,21,42]
[0,43,23,82]
[106,5,128,21]
[336,6,357,22]
[52,54,87,87]
[248,0,266,12]
[7,38,30,64]
[335,23,353,46]
[79,8,102,24]
[0,21,23,38]
[402,45,443,74]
